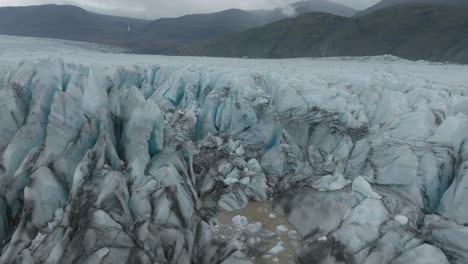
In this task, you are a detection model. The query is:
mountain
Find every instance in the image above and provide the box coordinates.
[135,0,356,53]
[132,9,268,54]
[0,4,147,46]
[195,4,468,64]
[357,0,468,16]
[0,1,356,54]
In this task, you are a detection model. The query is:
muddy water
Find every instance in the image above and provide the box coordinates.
[216,201,301,264]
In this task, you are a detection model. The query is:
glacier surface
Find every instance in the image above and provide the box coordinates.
[0,36,468,263]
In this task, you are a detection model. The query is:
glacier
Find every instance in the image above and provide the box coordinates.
[0,36,468,263]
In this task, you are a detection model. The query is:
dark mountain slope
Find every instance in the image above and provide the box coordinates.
[357,0,468,16]
[195,4,468,64]
[133,9,268,53]
[127,0,357,53]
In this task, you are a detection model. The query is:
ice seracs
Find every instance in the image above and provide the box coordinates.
[0,36,468,264]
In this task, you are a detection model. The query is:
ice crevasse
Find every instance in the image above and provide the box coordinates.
[0,54,468,264]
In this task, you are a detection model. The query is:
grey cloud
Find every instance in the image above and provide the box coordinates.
[1,0,380,19]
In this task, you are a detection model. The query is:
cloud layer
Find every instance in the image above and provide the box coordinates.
[0,0,380,19]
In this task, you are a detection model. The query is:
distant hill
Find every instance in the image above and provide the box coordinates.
[0,1,356,54]
[194,4,468,64]
[0,5,146,46]
[357,0,468,16]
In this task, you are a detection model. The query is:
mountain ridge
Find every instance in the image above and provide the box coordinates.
[193,4,468,64]
[0,1,357,54]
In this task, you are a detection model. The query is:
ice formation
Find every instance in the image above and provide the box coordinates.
[0,36,468,263]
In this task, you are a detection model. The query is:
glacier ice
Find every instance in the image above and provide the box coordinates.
[0,36,468,263]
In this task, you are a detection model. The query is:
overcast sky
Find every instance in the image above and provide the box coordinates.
[0,0,380,19]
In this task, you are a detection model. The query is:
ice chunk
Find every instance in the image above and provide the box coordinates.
[226,168,241,179]
[428,115,468,153]
[223,178,240,185]
[219,190,249,211]
[217,161,234,176]
[240,177,250,185]
[438,141,468,224]
[123,86,164,179]
[232,215,248,227]
[391,244,449,264]
[82,67,109,113]
[276,225,289,233]
[235,146,245,156]
[371,144,418,185]
[245,222,263,234]
[0,83,29,148]
[268,241,285,255]
[395,215,409,225]
[214,136,223,146]
[261,144,286,177]
[334,198,389,253]
[247,159,262,173]
[221,251,252,264]
[422,214,468,262]
[227,138,240,152]
[312,174,351,191]
[352,176,382,199]
[288,230,299,240]
[318,236,327,242]
[244,173,269,201]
